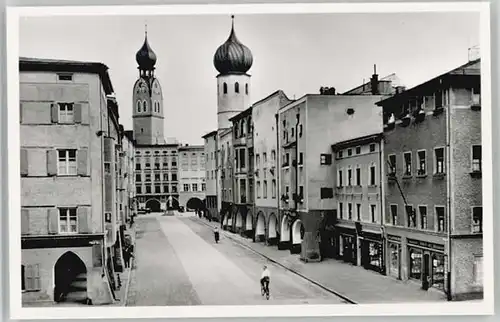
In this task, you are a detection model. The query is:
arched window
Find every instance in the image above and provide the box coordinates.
[143,100,147,112]
[235,82,240,93]
[137,101,141,113]
[223,82,228,94]
[157,102,160,113]
[245,83,249,95]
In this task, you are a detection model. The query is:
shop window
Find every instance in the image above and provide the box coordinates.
[419,206,428,229]
[472,207,483,233]
[472,145,482,172]
[369,144,376,152]
[390,205,398,225]
[355,167,361,186]
[320,188,333,199]
[409,248,423,280]
[339,202,343,219]
[370,205,376,223]
[389,243,400,278]
[356,203,361,221]
[474,255,483,286]
[368,242,382,269]
[337,169,343,187]
[417,150,427,175]
[404,152,412,176]
[406,205,416,228]
[432,254,445,290]
[436,206,446,232]
[434,148,445,174]
[348,203,353,220]
[388,154,396,175]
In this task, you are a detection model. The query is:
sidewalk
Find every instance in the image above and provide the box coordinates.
[194,217,447,304]
[112,225,137,306]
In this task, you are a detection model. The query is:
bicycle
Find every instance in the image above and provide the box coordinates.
[260,279,270,300]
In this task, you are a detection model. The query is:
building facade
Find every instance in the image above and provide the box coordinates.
[219,128,234,228]
[178,145,206,210]
[378,59,483,300]
[228,107,254,236]
[331,133,384,273]
[19,58,125,305]
[202,131,218,220]
[252,90,293,245]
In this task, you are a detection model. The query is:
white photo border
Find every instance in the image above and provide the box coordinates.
[6,2,494,319]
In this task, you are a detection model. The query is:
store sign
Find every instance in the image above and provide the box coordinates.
[387,234,401,242]
[407,238,445,252]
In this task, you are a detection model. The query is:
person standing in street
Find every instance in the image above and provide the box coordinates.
[214,227,220,243]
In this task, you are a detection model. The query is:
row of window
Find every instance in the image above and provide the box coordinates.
[136,157,178,162]
[337,164,377,187]
[336,143,377,159]
[256,150,277,168]
[183,183,206,192]
[136,150,177,155]
[135,162,177,170]
[256,179,277,199]
[388,204,483,233]
[220,82,249,95]
[136,184,178,194]
[234,116,252,139]
[136,100,161,114]
[136,173,178,182]
[388,145,481,177]
[338,202,378,223]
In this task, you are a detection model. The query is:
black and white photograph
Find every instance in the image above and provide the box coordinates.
[6,2,493,319]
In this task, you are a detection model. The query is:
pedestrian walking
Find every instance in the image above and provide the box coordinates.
[123,246,131,268]
[129,214,135,228]
[214,227,220,243]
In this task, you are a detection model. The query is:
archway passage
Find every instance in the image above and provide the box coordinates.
[255,213,265,239]
[268,214,278,239]
[245,213,253,231]
[186,197,204,211]
[145,198,161,212]
[235,211,243,228]
[292,219,304,244]
[281,216,291,242]
[54,251,87,303]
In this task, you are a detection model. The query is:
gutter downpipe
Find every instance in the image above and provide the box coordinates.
[379,133,386,274]
[275,113,281,244]
[445,85,453,301]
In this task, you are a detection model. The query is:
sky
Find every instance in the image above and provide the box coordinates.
[19,12,480,145]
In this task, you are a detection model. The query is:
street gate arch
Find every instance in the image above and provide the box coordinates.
[255,212,265,237]
[292,219,304,244]
[145,198,161,212]
[268,213,278,239]
[281,216,291,242]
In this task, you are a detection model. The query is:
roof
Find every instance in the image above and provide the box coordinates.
[252,89,291,107]
[229,105,252,122]
[19,57,114,95]
[202,130,218,139]
[376,58,480,107]
[178,145,205,151]
[123,130,135,143]
[135,143,179,148]
[331,133,383,150]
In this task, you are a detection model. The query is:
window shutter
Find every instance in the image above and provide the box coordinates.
[46,150,57,176]
[74,103,82,124]
[77,207,90,233]
[47,208,59,234]
[51,102,59,123]
[21,209,30,235]
[77,148,88,176]
[20,149,29,177]
[26,265,33,290]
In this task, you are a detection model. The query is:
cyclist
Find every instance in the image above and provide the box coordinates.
[260,265,270,297]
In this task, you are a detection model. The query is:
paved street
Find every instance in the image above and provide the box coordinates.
[125,212,348,306]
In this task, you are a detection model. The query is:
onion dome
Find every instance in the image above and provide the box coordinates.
[136,28,157,70]
[214,16,253,75]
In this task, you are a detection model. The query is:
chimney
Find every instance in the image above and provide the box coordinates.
[371,64,379,95]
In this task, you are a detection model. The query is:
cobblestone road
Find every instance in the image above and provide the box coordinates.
[126,213,347,306]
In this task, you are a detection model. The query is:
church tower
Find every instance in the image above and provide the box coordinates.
[213,16,253,130]
[133,27,165,145]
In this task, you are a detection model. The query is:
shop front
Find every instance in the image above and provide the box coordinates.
[359,231,384,274]
[387,234,402,279]
[407,238,446,292]
[338,229,357,265]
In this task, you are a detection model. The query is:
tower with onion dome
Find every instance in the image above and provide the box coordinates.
[132,26,165,145]
[213,15,253,130]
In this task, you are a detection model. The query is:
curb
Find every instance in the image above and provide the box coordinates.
[193,217,357,305]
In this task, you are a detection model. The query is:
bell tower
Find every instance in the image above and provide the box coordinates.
[133,26,165,145]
